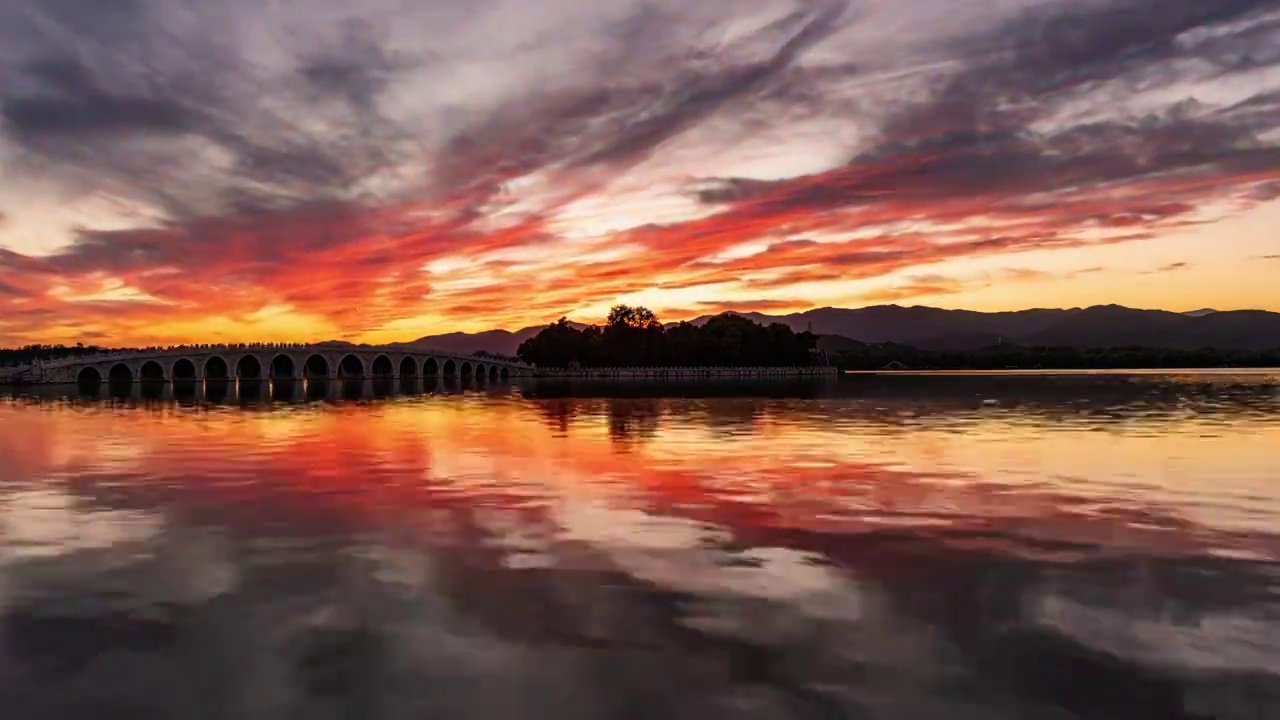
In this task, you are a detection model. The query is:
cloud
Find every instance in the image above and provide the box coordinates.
[0,0,427,222]
[1141,261,1194,274]
[1,0,1279,344]
[696,1,1280,217]
[857,274,967,304]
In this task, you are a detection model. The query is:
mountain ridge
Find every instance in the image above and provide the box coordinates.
[403,305,1280,355]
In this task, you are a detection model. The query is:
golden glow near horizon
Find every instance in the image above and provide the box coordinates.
[2,0,1279,345]
[4,388,1279,554]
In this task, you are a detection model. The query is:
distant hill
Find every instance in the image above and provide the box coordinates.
[816,334,866,353]
[408,322,588,356]
[682,306,1071,346]
[396,305,1280,355]
[680,305,1280,351]
[408,329,533,356]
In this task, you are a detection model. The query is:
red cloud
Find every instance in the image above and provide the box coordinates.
[3,0,1280,345]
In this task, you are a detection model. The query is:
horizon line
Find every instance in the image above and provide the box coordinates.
[7,302,1275,349]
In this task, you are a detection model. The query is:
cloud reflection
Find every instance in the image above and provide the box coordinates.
[0,376,1279,717]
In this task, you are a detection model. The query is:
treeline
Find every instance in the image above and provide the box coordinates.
[472,350,521,363]
[0,343,108,367]
[517,306,821,367]
[829,343,1280,370]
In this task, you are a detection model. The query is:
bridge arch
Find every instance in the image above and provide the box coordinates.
[338,354,364,379]
[489,365,500,382]
[425,358,440,377]
[236,355,263,379]
[399,356,417,378]
[371,354,394,378]
[270,354,296,379]
[204,356,230,380]
[109,363,133,382]
[172,358,197,380]
[140,360,165,381]
[304,354,330,379]
[500,367,509,381]
[460,361,473,379]
[77,367,103,385]
[442,359,456,378]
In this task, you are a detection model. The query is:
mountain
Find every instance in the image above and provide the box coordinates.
[1021,305,1194,348]
[1183,308,1220,317]
[409,321,588,356]
[682,306,1070,345]
[668,311,778,328]
[815,334,866,353]
[400,305,1280,355]
[679,305,1280,351]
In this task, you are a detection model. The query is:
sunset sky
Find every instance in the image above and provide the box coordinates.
[2,0,1279,345]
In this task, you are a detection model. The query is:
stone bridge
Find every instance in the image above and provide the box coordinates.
[17,345,532,384]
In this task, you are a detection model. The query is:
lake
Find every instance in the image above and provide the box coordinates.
[2,372,1279,719]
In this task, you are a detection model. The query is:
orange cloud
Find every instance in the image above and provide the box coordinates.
[2,0,1280,344]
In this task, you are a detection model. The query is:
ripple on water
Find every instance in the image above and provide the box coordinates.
[0,372,1278,718]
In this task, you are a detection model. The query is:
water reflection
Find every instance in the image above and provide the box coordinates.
[372,378,396,399]
[270,380,296,403]
[173,379,199,406]
[1,371,1278,718]
[206,379,230,404]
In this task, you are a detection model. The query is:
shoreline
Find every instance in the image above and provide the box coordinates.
[842,367,1280,375]
[531,367,838,379]
[7,365,1280,386]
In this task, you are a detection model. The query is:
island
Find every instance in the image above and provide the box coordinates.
[515,306,834,378]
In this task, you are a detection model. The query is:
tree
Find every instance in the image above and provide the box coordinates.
[606,305,658,329]
[515,308,823,368]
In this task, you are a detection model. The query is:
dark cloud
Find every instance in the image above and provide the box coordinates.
[1,0,1278,343]
[296,18,416,110]
[3,92,191,138]
[8,0,1271,229]
[694,0,1280,220]
[6,1,833,235]
[434,0,852,202]
[1143,261,1194,274]
[0,0,427,223]
[575,1,847,167]
[25,202,391,277]
[970,0,1276,88]
[2,56,193,139]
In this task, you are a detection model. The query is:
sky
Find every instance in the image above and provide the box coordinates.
[1,0,1279,345]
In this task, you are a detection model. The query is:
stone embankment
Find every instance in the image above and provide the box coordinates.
[533,366,838,379]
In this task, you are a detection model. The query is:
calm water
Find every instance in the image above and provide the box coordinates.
[2,372,1279,719]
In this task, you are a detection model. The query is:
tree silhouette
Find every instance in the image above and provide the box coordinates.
[517,306,820,367]
[607,305,659,329]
